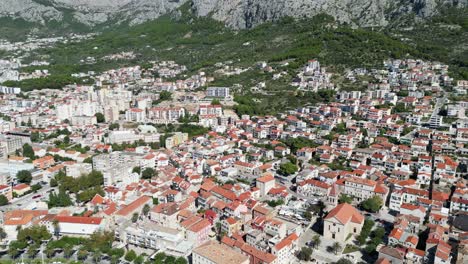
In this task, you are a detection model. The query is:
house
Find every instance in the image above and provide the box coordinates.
[12,183,30,196]
[41,215,105,236]
[32,155,55,169]
[192,241,249,264]
[323,203,364,242]
[256,174,275,197]
[150,202,180,228]
[115,195,152,221]
[342,177,388,203]
[271,232,299,264]
[0,184,12,200]
[3,210,48,239]
[297,179,331,198]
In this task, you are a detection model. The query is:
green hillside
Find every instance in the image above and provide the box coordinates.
[2,5,467,113]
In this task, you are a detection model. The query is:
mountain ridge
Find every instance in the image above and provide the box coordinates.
[0,0,466,35]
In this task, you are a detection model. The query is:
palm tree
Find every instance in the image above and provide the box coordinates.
[0,227,6,241]
[52,219,60,238]
[332,242,342,255]
[27,245,38,258]
[78,249,88,261]
[46,247,55,258]
[63,244,73,259]
[93,250,102,263]
[312,234,321,249]
[8,247,19,259]
[142,204,151,217]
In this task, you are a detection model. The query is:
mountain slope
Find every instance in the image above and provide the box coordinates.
[192,0,468,28]
[0,0,466,36]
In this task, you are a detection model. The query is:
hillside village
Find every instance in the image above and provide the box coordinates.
[0,55,466,264]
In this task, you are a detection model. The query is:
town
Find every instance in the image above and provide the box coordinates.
[0,56,466,264]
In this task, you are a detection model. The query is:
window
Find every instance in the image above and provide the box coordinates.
[354,228,357,233]
[332,233,335,239]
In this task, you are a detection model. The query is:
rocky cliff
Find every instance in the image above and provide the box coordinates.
[191,0,468,28]
[0,0,466,30]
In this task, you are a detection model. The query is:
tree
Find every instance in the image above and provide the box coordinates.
[109,123,120,130]
[361,196,383,213]
[22,143,35,159]
[134,255,145,264]
[297,246,313,261]
[95,113,105,123]
[52,219,60,238]
[31,131,41,142]
[211,99,221,105]
[111,255,120,264]
[63,244,74,259]
[46,247,55,258]
[159,91,172,101]
[125,250,137,262]
[16,170,32,184]
[334,259,353,264]
[312,234,321,249]
[93,250,102,263]
[78,249,88,261]
[0,227,6,240]
[141,167,155,179]
[8,247,19,259]
[17,225,52,244]
[304,211,312,220]
[277,162,298,176]
[331,242,342,254]
[175,257,188,264]
[142,204,151,217]
[132,167,141,174]
[132,213,139,223]
[338,194,353,204]
[0,194,8,206]
[27,245,38,258]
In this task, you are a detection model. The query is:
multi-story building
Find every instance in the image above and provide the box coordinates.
[192,241,249,264]
[121,222,192,257]
[199,105,223,117]
[342,177,388,203]
[148,107,185,123]
[165,132,188,149]
[125,108,146,122]
[206,87,230,99]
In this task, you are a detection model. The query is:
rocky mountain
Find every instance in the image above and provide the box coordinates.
[0,0,466,31]
[192,0,468,28]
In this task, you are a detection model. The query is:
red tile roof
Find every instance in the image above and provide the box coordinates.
[325,203,364,225]
[55,215,102,225]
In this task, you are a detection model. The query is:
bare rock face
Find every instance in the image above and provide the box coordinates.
[191,0,468,28]
[0,0,189,27]
[0,0,466,30]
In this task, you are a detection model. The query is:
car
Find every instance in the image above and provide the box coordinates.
[32,195,42,199]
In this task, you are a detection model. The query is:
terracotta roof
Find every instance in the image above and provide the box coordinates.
[257,174,275,183]
[193,241,249,264]
[324,203,364,225]
[4,210,48,226]
[55,215,102,225]
[116,196,151,216]
[274,232,298,251]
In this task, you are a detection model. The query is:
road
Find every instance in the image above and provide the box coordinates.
[422,92,447,127]
[0,184,55,212]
